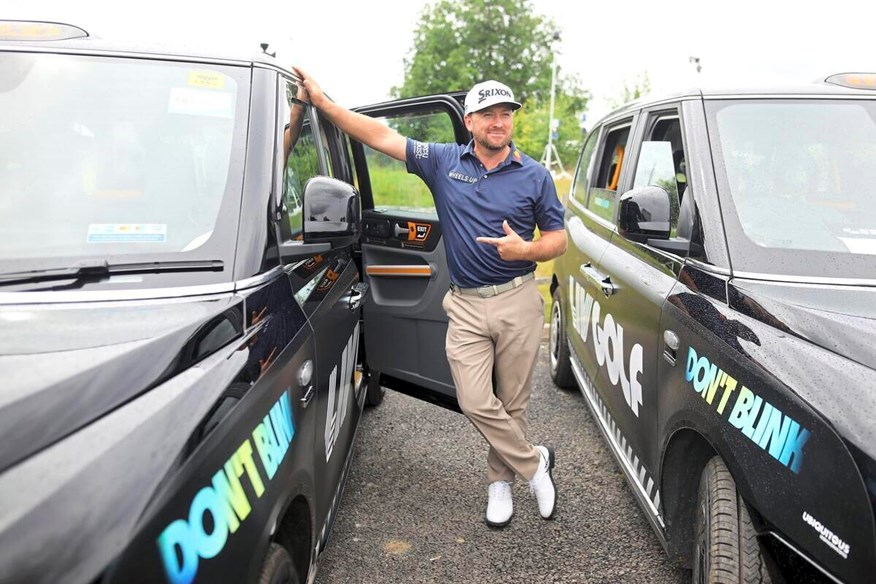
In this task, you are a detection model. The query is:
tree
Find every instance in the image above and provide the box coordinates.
[395,0,555,102]
[607,71,652,111]
[513,86,589,172]
[394,0,589,166]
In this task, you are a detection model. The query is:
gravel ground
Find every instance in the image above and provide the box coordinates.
[315,344,690,583]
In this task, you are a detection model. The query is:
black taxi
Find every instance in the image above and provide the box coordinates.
[0,20,473,584]
[549,74,876,582]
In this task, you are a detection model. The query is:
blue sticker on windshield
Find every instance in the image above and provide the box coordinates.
[87,224,167,243]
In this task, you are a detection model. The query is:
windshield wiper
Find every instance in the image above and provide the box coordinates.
[0,259,224,287]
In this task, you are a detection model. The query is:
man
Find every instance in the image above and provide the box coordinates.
[295,68,567,527]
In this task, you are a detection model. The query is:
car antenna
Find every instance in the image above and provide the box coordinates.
[260,42,275,57]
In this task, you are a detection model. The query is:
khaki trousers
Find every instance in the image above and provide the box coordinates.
[442,278,545,483]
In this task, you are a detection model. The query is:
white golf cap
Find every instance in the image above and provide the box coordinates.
[464,80,522,115]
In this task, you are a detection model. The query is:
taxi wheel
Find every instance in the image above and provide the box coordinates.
[258,543,300,584]
[693,457,771,584]
[365,370,385,407]
[549,288,575,389]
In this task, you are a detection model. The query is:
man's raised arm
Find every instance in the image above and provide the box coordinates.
[294,67,407,162]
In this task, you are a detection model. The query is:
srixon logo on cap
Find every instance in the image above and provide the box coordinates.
[478,87,513,104]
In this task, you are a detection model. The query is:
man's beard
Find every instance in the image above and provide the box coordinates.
[474,134,511,151]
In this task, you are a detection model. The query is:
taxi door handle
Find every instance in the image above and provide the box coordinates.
[581,263,617,297]
[663,329,680,366]
[394,223,409,239]
[300,385,315,408]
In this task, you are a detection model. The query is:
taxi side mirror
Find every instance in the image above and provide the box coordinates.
[279,176,361,262]
[302,176,361,247]
[619,185,692,256]
[618,186,672,242]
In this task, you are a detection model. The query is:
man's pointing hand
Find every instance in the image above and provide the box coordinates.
[476,220,532,261]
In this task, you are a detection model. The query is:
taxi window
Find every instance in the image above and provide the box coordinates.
[282,82,319,238]
[588,124,631,223]
[713,99,876,269]
[0,53,246,262]
[571,129,599,205]
[632,116,685,235]
[316,122,333,178]
[366,109,456,213]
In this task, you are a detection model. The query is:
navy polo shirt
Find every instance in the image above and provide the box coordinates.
[405,138,565,288]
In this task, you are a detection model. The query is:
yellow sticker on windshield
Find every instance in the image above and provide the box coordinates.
[188,70,225,89]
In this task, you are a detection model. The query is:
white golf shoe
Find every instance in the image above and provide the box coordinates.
[485,480,513,527]
[529,445,556,519]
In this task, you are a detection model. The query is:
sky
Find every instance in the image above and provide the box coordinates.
[5,0,874,124]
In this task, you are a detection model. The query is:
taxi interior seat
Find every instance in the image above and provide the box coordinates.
[606,144,625,190]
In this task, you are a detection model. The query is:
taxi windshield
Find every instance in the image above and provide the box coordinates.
[0,52,248,266]
[709,99,876,280]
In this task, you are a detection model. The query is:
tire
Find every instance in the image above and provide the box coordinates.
[364,369,385,407]
[259,543,300,584]
[693,457,771,584]
[549,287,575,389]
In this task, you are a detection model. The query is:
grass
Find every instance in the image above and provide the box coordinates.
[368,159,434,210]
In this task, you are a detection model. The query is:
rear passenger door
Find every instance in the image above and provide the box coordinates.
[558,118,634,386]
[594,105,689,523]
[352,97,469,411]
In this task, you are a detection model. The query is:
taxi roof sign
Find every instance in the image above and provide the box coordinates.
[0,20,88,42]
[824,73,876,90]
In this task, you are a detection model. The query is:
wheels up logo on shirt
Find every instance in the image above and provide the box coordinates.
[685,345,810,474]
[448,171,477,184]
